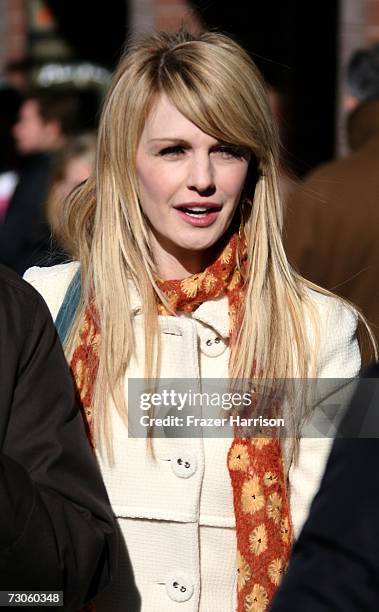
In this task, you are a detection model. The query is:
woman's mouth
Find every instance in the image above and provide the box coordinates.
[174,204,222,227]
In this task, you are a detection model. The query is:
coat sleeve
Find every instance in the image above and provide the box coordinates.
[288,296,361,537]
[0,286,116,611]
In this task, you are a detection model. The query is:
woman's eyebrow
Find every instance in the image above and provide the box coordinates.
[147,138,229,147]
[148,138,188,143]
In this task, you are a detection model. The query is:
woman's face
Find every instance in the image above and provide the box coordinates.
[136,94,250,276]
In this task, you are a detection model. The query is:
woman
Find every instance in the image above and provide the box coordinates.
[46,132,97,241]
[45,131,97,258]
[24,30,366,612]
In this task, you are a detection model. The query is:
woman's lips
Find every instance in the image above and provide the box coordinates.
[174,203,222,227]
[175,208,220,227]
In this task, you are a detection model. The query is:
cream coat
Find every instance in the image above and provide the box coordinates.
[24,262,360,612]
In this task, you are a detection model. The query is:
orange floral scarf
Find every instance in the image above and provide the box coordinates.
[71,232,292,612]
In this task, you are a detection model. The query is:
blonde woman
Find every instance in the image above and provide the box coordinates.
[24,30,365,612]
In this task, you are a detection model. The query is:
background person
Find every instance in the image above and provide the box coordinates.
[0,86,22,219]
[284,41,379,351]
[0,89,82,274]
[46,131,97,261]
[25,30,365,612]
[0,263,115,611]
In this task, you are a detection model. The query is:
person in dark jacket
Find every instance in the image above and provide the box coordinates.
[0,264,115,610]
[270,363,379,612]
[284,42,379,351]
[0,90,82,274]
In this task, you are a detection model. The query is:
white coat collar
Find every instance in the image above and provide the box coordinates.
[191,294,230,339]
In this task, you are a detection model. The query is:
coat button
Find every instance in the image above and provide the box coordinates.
[166,573,194,602]
[201,335,227,357]
[171,453,197,478]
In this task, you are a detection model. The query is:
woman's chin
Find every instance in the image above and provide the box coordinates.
[173,237,219,253]
[170,226,227,253]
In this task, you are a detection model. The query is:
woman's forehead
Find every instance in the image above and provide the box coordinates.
[140,93,218,145]
[143,93,194,131]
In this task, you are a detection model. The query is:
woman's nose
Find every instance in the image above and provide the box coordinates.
[186,155,216,195]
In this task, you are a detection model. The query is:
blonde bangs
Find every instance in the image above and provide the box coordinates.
[157,40,274,166]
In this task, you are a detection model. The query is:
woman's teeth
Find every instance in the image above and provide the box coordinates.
[182,207,211,216]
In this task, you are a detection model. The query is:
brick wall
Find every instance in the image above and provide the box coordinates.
[336,0,379,153]
[130,0,202,36]
[367,0,379,42]
[0,0,7,70]
[1,1,378,76]
[1,0,203,74]
[3,0,26,64]
[154,0,202,32]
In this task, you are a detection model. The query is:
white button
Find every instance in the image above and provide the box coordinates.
[166,573,194,602]
[171,453,197,478]
[194,320,228,357]
[200,334,227,357]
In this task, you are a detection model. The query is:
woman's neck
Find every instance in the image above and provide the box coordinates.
[149,227,233,280]
[153,247,212,280]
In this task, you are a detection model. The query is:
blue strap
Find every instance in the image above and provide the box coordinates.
[55,269,81,343]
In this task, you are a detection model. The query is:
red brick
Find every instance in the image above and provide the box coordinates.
[4,0,27,65]
[156,11,202,32]
[158,0,189,5]
[155,0,202,31]
[367,29,379,43]
[368,1,379,26]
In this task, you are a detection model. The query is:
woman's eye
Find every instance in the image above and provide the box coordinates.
[158,145,185,157]
[214,146,245,159]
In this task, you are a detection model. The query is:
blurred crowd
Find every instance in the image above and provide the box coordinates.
[0,62,98,274]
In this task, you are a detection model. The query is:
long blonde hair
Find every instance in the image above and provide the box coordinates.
[60,30,371,457]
